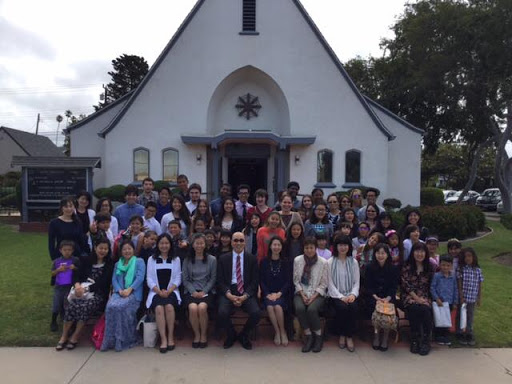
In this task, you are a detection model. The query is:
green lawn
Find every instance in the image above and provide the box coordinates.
[0,222,511,347]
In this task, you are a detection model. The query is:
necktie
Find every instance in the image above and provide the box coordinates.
[236,254,244,294]
[242,204,247,222]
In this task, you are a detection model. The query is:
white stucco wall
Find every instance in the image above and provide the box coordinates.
[69,100,128,188]
[0,131,26,174]
[103,0,396,194]
[371,106,422,206]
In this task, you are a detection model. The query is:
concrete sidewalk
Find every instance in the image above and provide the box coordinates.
[1,344,511,384]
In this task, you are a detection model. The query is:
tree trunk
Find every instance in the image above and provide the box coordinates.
[491,106,512,214]
[456,139,493,204]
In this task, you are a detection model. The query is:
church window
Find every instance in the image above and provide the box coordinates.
[345,150,361,183]
[317,149,333,183]
[162,148,179,183]
[134,148,149,181]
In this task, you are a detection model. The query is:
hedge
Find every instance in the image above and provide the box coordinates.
[93,184,127,202]
[501,214,512,230]
[420,187,445,206]
[419,205,485,241]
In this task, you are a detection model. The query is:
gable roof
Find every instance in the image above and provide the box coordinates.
[364,96,424,135]
[65,90,134,133]
[99,0,395,140]
[0,126,64,157]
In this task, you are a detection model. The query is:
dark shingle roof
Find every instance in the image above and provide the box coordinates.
[1,126,64,157]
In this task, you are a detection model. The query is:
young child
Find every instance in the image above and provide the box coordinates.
[358,231,386,267]
[214,230,232,257]
[138,230,158,263]
[403,225,423,262]
[457,247,484,346]
[243,212,262,256]
[190,217,207,235]
[284,222,304,260]
[385,230,404,267]
[316,233,332,260]
[89,212,114,250]
[338,222,353,238]
[204,229,217,255]
[50,240,80,331]
[143,201,162,235]
[426,237,440,271]
[446,238,462,274]
[352,221,370,257]
[430,255,458,345]
[167,220,189,261]
[122,215,145,256]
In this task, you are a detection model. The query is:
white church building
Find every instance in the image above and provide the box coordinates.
[69,0,423,205]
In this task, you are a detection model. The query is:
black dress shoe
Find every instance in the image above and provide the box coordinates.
[192,342,200,349]
[302,334,314,353]
[167,344,175,351]
[199,342,208,349]
[159,347,167,354]
[312,334,324,353]
[223,333,237,349]
[238,334,253,350]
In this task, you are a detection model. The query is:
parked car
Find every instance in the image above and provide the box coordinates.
[443,190,457,203]
[476,188,501,211]
[497,200,504,214]
[445,190,480,205]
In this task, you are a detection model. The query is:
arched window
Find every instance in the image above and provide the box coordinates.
[133,148,149,181]
[345,150,361,183]
[162,148,179,183]
[317,149,333,183]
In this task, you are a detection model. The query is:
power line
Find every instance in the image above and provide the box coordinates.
[0,84,102,95]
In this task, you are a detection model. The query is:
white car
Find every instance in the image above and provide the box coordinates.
[443,190,457,203]
[497,200,504,213]
[445,190,480,205]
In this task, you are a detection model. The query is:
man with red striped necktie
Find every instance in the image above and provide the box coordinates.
[217,232,260,349]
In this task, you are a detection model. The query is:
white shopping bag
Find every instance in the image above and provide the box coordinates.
[432,302,452,328]
[460,303,467,331]
[137,315,158,348]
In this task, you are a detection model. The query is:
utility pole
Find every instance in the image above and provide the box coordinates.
[35,113,40,135]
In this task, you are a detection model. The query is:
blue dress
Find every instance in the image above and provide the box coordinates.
[260,258,292,309]
[101,258,145,352]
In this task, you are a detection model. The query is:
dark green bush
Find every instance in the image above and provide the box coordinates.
[0,192,16,206]
[108,185,127,202]
[389,210,405,230]
[420,188,445,206]
[93,188,108,199]
[501,214,512,230]
[383,198,402,210]
[154,180,171,192]
[420,205,486,241]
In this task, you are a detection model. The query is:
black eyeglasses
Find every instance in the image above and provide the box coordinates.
[233,239,245,243]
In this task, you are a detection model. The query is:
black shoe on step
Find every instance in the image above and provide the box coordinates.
[238,333,252,350]
[312,334,323,353]
[223,332,237,349]
[302,334,314,353]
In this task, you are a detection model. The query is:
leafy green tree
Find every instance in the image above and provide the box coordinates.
[345,0,512,212]
[94,54,149,111]
[58,111,87,156]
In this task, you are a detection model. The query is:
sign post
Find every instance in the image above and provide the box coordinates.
[11,157,100,224]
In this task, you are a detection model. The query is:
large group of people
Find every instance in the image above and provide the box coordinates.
[48,176,484,355]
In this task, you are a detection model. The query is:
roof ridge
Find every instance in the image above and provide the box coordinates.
[99,0,206,138]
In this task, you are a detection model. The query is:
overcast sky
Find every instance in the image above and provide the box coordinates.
[0,0,409,145]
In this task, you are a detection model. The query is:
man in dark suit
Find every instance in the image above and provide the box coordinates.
[217,231,260,349]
